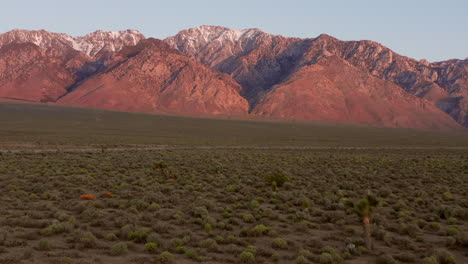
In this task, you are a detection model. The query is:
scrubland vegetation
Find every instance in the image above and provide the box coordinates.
[0,148,466,263]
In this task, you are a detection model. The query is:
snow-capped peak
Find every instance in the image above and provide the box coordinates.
[0,29,146,57]
[74,29,145,57]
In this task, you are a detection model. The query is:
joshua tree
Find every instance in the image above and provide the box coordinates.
[154,161,170,178]
[344,193,379,251]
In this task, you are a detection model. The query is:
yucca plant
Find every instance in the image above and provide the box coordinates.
[154,161,170,178]
[344,193,379,251]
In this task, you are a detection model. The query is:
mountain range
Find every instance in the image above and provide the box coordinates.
[0,26,466,130]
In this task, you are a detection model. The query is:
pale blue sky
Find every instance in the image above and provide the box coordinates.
[1,0,466,62]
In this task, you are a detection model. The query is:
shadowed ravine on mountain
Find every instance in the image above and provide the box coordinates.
[0,26,467,129]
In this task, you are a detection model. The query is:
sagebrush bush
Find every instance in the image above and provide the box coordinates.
[38,239,50,251]
[272,237,288,249]
[265,172,290,187]
[145,242,157,253]
[376,254,398,264]
[110,242,128,256]
[159,251,174,262]
[79,232,97,248]
[240,251,255,263]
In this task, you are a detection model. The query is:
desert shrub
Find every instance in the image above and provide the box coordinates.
[319,247,343,264]
[145,242,157,253]
[422,256,438,264]
[170,238,185,247]
[249,200,260,209]
[79,232,97,248]
[319,253,334,264]
[214,235,225,244]
[447,217,458,225]
[442,192,454,201]
[445,236,457,247]
[110,242,128,256]
[272,238,288,249]
[249,224,273,237]
[200,238,217,249]
[296,255,308,264]
[432,249,456,264]
[265,172,290,187]
[38,239,50,251]
[427,222,441,231]
[394,252,416,263]
[204,223,212,233]
[41,222,73,236]
[148,203,160,211]
[175,246,185,254]
[345,226,355,234]
[105,233,118,241]
[159,251,174,263]
[127,228,149,243]
[240,251,255,263]
[226,184,238,192]
[454,232,468,246]
[446,226,460,236]
[241,214,255,223]
[376,254,398,264]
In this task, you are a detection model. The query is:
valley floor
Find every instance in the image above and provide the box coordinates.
[0,148,466,264]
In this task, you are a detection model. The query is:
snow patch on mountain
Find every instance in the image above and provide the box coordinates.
[0,29,145,57]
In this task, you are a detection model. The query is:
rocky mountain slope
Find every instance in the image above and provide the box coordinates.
[0,27,466,130]
[166,25,467,127]
[58,39,249,115]
[0,41,89,102]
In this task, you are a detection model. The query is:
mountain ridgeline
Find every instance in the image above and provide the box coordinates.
[0,26,466,130]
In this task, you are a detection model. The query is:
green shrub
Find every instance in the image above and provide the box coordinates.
[272,238,288,249]
[79,232,97,248]
[319,253,334,264]
[40,223,72,236]
[245,245,256,255]
[249,200,260,209]
[110,242,128,256]
[265,172,290,187]
[447,226,459,236]
[240,251,255,263]
[148,203,160,211]
[226,184,237,192]
[242,214,255,223]
[204,223,212,233]
[320,247,343,264]
[105,233,118,241]
[296,255,308,264]
[345,226,355,234]
[38,239,50,251]
[250,224,273,236]
[422,256,439,264]
[127,229,149,243]
[175,246,185,254]
[433,249,456,264]
[145,242,157,253]
[376,254,398,264]
[160,251,174,263]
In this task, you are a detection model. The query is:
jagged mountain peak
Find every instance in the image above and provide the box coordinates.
[0,29,145,58]
[74,29,145,57]
[165,25,271,54]
[77,29,144,40]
